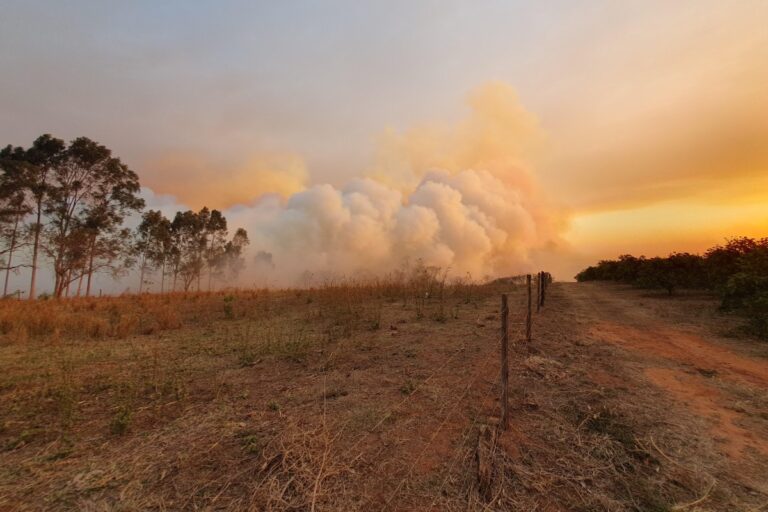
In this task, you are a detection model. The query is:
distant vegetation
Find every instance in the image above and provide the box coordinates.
[576,237,768,337]
[0,134,249,298]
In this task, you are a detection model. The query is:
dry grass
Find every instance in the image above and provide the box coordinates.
[0,270,505,510]
[1,278,766,511]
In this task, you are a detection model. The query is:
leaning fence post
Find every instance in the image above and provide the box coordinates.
[526,274,532,343]
[500,293,509,430]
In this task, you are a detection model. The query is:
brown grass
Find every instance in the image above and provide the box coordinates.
[0,270,506,510]
[1,278,766,511]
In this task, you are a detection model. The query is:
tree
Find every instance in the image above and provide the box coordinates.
[204,209,228,290]
[222,228,249,283]
[44,137,144,297]
[168,208,246,291]
[18,135,66,299]
[134,210,172,293]
[171,209,206,291]
[0,146,33,297]
[704,237,761,292]
[635,253,704,295]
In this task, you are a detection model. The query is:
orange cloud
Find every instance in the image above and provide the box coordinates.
[367,81,565,247]
[141,152,308,209]
[369,81,542,192]
[540,49,768,214]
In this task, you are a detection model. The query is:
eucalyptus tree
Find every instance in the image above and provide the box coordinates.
[19,135,66,299]
[44,137,144,297]
[134,210,172,293]
[169,208,244,291]
[222,227,249,283]
[204,209,228,290]
[171,209,206,291]
[0,145,32,297]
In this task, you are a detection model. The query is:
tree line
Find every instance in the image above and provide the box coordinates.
[575,237,768,337]
[0,134,249,299]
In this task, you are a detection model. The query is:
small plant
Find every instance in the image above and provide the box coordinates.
[432,306,447,323]
[238,430,266,455]
[111,405,132,435]
[267,400,280,411]
[238,349,257,367]
[400,379,417,395]
[223,295,235,319]
[368,304,382,330]
[259,326,312,362]
[415,296,425,320]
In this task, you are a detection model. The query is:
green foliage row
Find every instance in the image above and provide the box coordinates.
[575,237,768,338]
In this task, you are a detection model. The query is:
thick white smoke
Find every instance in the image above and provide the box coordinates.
[225,168,555,286]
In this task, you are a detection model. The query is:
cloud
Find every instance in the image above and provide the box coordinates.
[540,37,768,214]
[211,83,566,285]
[141,151,309,209]
[131,82,566,286]
[368,81,542,192]
[228,170,552,285]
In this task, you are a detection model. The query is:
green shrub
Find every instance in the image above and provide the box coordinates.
[744,292,768,337]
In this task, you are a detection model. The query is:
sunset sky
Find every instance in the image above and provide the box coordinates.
[2,0,767,281]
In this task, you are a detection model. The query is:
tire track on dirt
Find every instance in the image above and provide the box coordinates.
[563,283,768,463]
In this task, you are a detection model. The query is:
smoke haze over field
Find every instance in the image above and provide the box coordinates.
[0,82,565,295]
[206,83,564,286]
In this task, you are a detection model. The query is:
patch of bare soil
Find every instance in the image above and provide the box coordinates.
[644,367,768,460]
[590,322,768,388]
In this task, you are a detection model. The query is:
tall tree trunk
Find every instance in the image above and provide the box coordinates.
[85,236,96,297]
[160,259,165,294]
[138,254,146,294]
[53,229,68,299]
[76,272,84,297]
[53,263,63,298]
[3,213,20,297]
[28,204,43,300]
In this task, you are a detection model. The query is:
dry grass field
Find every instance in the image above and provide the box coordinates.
[1,279,767,511]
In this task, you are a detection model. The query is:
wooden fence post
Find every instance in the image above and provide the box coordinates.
[500,293,509,430]
[540,272,547,307]
[526,274,532,343]
[536,272,541,313]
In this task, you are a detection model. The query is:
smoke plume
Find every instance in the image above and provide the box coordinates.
[216,82,565,285]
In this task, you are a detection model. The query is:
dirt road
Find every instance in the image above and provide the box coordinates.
[520,282,768,510]
[565,283,768,458]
